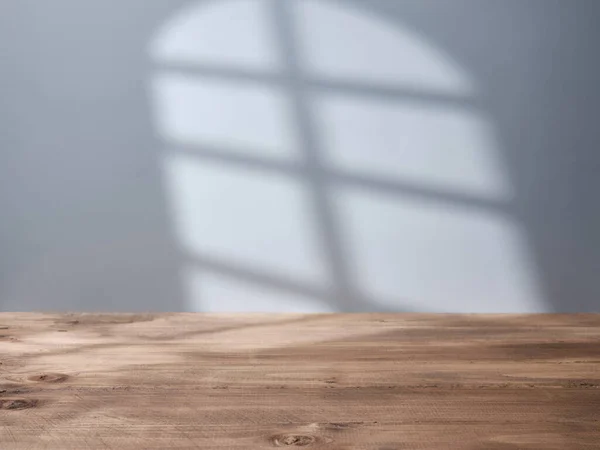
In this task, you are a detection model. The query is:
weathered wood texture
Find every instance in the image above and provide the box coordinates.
[1,313,599,449]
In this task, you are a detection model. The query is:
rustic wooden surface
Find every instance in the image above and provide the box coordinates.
[1,313,599,449]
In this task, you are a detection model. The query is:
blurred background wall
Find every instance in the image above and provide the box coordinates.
[0,0,598,313]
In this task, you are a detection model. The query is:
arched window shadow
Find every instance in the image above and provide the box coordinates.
[148,0,546,313]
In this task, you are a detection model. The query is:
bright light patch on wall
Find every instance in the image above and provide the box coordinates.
[150,72,299,160]
[293,0,474,95]
[334,187,544,313]
[149,0,545,312]
[182,266,334,312]
[163,153,327,286]
[315,93,512,200]
[149,0,279,71]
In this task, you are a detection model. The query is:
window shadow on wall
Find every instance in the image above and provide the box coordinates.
[147,0,551,313]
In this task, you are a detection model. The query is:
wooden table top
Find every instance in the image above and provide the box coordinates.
[1,313,599,449]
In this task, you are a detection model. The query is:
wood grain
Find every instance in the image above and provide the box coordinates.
[1,313,599,449]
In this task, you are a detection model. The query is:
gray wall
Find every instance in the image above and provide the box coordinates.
[1,0,598,312]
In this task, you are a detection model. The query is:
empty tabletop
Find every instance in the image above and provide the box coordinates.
[1,313,599,449]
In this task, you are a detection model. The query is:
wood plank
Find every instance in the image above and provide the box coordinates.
[1,313,599,449]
